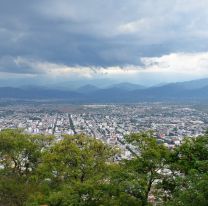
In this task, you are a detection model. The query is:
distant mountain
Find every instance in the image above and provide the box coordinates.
[0,87,83,100]
[46,78,117,90]
[108,82,145,91]
[1,78,208,102]
[161,78,208,90]
[88,79,208,102]
[76,84,99,94]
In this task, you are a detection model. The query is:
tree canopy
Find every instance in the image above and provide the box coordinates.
[0,129,207,206]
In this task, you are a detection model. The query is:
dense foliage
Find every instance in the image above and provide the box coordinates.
[0,130,207,206]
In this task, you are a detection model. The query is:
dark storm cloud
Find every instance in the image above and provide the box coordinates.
[1,0,208,83]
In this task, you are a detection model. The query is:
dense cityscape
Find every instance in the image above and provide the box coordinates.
[1,102,208,157]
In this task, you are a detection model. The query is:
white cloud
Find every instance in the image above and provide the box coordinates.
[2,52,208,83]
[141,52,208,76]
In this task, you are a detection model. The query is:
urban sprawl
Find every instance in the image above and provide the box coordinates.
[0,102,207,158]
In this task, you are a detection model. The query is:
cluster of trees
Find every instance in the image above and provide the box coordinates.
[0,129,207,206]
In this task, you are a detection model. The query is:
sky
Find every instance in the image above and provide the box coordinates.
[1,0,208,88]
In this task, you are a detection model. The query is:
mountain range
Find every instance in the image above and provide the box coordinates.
[1,78,208,103]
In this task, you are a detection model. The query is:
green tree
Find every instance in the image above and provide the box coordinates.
[1,129,207,206]
[0,129,54,206]
[30,134,118,206]
[165,134,208,206]
[111,132,170,206]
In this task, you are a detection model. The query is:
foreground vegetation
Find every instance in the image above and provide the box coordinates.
[0,130,207,206]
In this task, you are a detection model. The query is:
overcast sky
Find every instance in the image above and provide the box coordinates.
[1,0,208,87]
